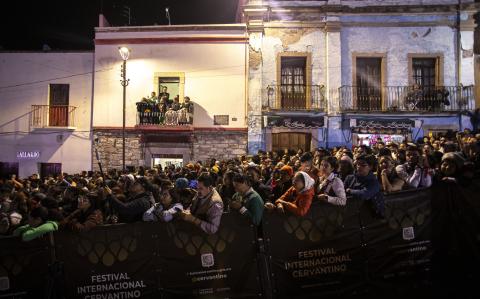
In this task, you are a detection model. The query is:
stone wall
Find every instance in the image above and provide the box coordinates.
[193,131,248,162]
[93,130,143,172]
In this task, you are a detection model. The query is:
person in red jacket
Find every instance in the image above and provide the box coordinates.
[265,171,315,217]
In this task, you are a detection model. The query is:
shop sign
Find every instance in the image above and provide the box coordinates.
[16,151,40,159]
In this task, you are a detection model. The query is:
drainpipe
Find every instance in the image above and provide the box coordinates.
[456,0,462,86]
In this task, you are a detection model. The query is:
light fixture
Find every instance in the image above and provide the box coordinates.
[118,47,130,61]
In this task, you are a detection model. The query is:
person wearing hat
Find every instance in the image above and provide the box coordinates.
[271,165,293,200]
[267,171,315,217]
[174,178,197,209]
[179,172,223,235]
[104,177,155,223]
[229,173,264,226]
[395,145,432,189]
[246,165,272,202]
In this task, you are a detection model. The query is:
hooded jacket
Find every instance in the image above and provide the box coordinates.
[275,171,315,217]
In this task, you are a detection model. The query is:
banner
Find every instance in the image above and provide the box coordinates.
[361,189,433,295]
[155,213,262,298]
[55,223,160,299]
[0,236,51,299]
[263,200,366,298]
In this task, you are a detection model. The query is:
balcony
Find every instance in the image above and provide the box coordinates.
[339,85,475,113]
[136,102,193,128]
[31,105,77,129]
[263,85,326,112]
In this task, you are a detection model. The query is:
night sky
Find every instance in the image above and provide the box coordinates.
[0,0,240,51]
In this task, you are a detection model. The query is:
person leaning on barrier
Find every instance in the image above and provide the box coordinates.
[246,165,272,202]
[317,156,347,206]
[229,173,264,226]
[104,177,155,223]
[344,154,385,217]
[266,171,315,217]
[179,173,223,235]
[173,177,197,210]
[395,144,432,189]
[61,192,103,232]
[143,181,183,222]
[13,206,58,241]
[271,165,293,201]
[378,155,404,193]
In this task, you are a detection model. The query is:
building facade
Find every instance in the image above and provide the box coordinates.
[243,0,478,152]
[0,52,93,178]
[92,24,248,171]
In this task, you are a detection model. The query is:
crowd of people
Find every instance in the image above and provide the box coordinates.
[136,86,194,125]
[1,130,479,241]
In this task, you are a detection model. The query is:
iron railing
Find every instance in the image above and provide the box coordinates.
[136,102,193,126]
[264,84,326,111]
[339,85,475,112]
[31,105,76,128]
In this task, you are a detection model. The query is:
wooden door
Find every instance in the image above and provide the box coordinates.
[39,163,62,179]
[49,84,69,126]
[272,133,311,152]
[356,58,382,111]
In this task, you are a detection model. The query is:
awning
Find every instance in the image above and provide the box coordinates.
[351,118,414,134]
[265,115,324,129]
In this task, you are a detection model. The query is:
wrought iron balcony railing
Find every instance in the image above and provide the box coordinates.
[339,85,475,113]
[263,84,326,111]
[136,102,193,126]
[31,105,77,128]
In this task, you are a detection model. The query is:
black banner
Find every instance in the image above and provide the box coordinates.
[155,213,262,298]
[266,116,324,128]
[55,223,160,299]
[263,201,365,298]
[362,189,433,295]
[0,236,51,299]
[352,118,414,134]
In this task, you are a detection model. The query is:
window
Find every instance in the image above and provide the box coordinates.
[39,163,62,179]
[412,58,437,88]
[49,84,70,126]
[158,77,180,101]
[280,57,307,109]
[0,162,19,180]
[214,115,229,126]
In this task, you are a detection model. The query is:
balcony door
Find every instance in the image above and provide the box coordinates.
[356,58,382,111]
[280,57,307,109]
[49,84,69,126]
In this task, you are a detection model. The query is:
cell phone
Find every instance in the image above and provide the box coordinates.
[174,207,182,212]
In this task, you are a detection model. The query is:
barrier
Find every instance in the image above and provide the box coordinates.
[1,181,480,299]
[263,201,365,298]
[0,236,52,299]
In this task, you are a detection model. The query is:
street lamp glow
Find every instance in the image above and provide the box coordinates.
[118,47,130,61]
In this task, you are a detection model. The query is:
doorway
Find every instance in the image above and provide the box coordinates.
[356,58,382,111]
[272,133,311,152]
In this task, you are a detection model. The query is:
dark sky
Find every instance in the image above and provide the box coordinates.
[0,0,240,51]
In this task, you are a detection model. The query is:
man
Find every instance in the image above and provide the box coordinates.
[229,173,264,226]
[179,173,223,234]
[105,177,155,223]
[344,154,384,217]
[395,145,432,188]
[158,86,169,102]
[246,165,272,202]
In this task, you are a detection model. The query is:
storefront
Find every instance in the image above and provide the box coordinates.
[263,114,325,152]
[349,118,415,146]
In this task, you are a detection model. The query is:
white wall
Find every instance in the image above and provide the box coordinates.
[0,52,93,177]
[93,30,247,128]
[341,26,457,86]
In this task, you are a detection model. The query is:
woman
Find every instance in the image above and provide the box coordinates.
[338,156,354,182]
[265,171,314,217]
[317,156,347,206]
[378,155,404,193]
[143,182,183,222]
[13,206,58,241]
[62,193,104,232]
